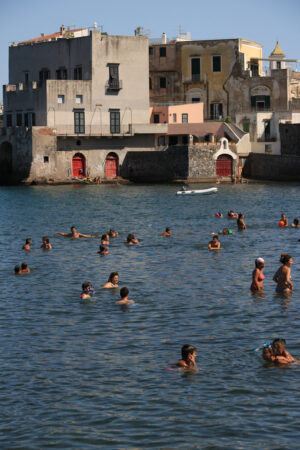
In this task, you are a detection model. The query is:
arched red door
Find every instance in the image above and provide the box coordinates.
[105,153,119,178]
[72,153,85,177]
[216,155,232,177]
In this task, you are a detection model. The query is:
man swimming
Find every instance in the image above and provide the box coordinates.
[54,226,94,238]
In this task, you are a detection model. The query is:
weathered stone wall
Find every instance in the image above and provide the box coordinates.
[188,145,217,178]
[280,123,300,156]
[243,153,300,181]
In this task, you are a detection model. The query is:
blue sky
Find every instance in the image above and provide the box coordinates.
[1,0,300,102]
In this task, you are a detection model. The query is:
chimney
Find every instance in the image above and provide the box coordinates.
[161,32,167,44]
[60,25,66,35]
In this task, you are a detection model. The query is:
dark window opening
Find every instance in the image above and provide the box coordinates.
[213,56,221,72]
[160,77,166,88]
[16,113,22,126]
[149,47,154,55]
[210,103,223,120]
[6,114,12,127]
[107,64,120,90]
[110,109,120,134]
[76,140,81,146]
[182,113,188,123]
[24,113,29,127]
[192,97,201,102]
[160,47,166,57]
[31,112,36,126]
[74,66,82,80]
[149,77,152,90]
[173,113,177,123]
[154,114,160,123]
[250,63,259,77]
[191,58,201,82]
[264,120,271,141]
[251,95,270,110]
[157,135,165,146]
[277,61,281,69]
[39,69,50,84]
[169,136,178,145]
[74,109,85,134]
[56,68,67,79]
[44,156,49,163]
[24,72,29,87]
[182,135,189,145]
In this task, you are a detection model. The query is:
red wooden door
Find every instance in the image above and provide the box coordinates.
[216,156,232,177]
[105,154,118,178]
[72,154,85,177]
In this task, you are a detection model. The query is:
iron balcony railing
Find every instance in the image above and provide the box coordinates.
[105,79,123,90]
[52,123,132,136]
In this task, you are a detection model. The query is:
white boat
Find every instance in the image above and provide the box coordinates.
[176,187,218,195]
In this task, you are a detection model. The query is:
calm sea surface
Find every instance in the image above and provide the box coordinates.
[0,183,299,449]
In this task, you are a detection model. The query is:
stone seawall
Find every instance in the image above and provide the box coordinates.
[243,153,300,181]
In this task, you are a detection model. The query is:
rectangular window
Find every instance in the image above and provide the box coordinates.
[149,78,152,90]
[210,103,223,120]
[39,69,50,83]
[108,64,120,89]
[16,113,22,126]
[212,56,221,72]
[191,58,201,82]
[149,47,154,55]
[265,144,272,153]
[173,113,177,123]
[74,66,82,80]
[264,120,271,141]
[243,122,250,133]
[24,72,29,87]
[160,47,166,57]
[182,113,188,123]
[76,95,83,104]
[56,68,67,80]
[251,95,270,110]
[44,156,49,163]
[57,95,64,104]
[192,97,201,102]
[6,114,12,127]
[24,113,29,127]
[154,114,160,123]
[157,135,165,146]
[110,109,120,134]
[74,109,85,134]
[31,112,36,127]
[169,136,178,145]
[160,77,166,88]
[250,63,259,77]
[277,61,281,69]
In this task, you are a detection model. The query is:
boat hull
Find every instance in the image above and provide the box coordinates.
[176,187,218,195]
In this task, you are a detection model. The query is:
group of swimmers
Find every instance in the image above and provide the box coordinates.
[15,210,298,368]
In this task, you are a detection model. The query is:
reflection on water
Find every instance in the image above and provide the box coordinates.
[0,182,299,448]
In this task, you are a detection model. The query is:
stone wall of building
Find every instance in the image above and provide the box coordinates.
[243,153,300,181]
[280,123,300,156]
[188,145,218,178]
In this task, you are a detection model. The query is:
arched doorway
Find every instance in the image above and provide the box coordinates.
[72,153,86,178]
[216,154,232,177]
[0,142,13,183]
[105,153,119,178]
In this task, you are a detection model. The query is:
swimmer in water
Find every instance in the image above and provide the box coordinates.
[116,287,134,305]
[41,236,52,249]
[228,210,238,219]
[280,213,288,227]
[100,234,110,245]
[291,218,300,228]
[250,257,265,292]
[208,235,221,250]
[14,265,21,275]
[125,233,139,245]
[273,253,293,294]
[108,228,119,238]
[237,213,246,230]
[20,262,30,274]
[176,344,197,368]
[161,227,171,237]
[80,281,94,300]
[103,272,119,288]
[262,338,297,364]
[98,245,109,255]
[22,238,32,251]
[215,212,223,218]
[54,226,94,238]
[211,228,233,236]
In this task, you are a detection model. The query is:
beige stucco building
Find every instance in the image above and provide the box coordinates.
[1,27,166,183]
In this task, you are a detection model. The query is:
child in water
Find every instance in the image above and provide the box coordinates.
[262,338,297,364]
[98,245,109,255]
[176,344,197,368]
[80,281,94,300]
[20,262,30,274]
[116,287,134,305]
[161,227,171,237]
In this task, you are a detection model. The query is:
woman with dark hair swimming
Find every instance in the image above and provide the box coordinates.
[273,254,293,294]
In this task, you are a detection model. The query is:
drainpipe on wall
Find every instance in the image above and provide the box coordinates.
[206,80,209,120]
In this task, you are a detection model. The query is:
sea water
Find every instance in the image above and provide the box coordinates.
[0,183,299,448]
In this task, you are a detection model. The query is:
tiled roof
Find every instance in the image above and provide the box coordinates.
[167,122,224,138]
[270,41,285,57]
[19,28,85,45]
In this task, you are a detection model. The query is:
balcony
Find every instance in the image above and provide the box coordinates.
[105,79,123,91]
